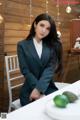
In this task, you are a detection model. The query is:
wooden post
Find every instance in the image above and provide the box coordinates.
[0,0,5,112]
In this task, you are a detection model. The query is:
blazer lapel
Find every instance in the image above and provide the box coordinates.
[41,42,50,66]
[25,39,50,67]
[26,39,43,66]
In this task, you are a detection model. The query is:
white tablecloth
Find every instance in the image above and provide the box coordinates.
[7,80,80,120]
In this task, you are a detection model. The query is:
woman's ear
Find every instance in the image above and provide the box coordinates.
[34,22,36,28]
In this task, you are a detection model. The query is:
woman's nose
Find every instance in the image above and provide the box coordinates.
[42,28,46,33]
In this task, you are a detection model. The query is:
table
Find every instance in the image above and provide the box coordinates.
[7,80,80,120]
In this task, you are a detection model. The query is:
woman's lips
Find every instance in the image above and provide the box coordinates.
[40,33,44,36]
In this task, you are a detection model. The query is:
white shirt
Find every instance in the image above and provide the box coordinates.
[33,38,42,59]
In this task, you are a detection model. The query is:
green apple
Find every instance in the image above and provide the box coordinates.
[53,94,69,108]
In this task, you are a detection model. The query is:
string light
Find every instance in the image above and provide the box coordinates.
[0,2,3,24]
[0,14,3,24]
[66,0,72,13]
[46,0,48,13]
[56,0,61,38]
[66,6,72,13]
[0,2,2,5]
[28,0,33,28]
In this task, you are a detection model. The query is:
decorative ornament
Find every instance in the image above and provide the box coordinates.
[66,5,72,13]
[66,0,72,14]
[74,37,80,49]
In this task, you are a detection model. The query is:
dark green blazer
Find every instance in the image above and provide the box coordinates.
[17,39,58,105]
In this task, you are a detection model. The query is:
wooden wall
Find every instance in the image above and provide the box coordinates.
[4,0,80,55]
[4,0,46,55]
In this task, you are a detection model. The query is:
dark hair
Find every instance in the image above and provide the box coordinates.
[26,13,63,74]
[26,13,58,46]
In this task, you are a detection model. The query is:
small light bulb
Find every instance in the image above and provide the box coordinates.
[66,6,72,13]
[0,14,3,23]
[46,0,48,4]
[57,30,61,38]
[46,11,48,13]
[0,2,2,5]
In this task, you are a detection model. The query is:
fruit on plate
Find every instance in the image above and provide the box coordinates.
[62,91,78,103]
[53,94,69,108]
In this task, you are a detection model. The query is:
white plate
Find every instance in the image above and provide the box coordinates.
[45,98,80,120]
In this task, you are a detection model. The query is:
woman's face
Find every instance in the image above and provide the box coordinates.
[34,20,51,41]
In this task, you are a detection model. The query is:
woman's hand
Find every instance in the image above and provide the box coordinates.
[29,88,41,101]
[40,94,46,98]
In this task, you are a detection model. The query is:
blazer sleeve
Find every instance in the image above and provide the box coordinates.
[17,42,37,89]
[36,49,57,93]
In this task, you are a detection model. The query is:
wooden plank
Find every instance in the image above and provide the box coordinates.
[4,37,25,44]
[4,29,29,37]
[0,45,4,52]
[5,23,30,31]
[32,0,45,6]
[4,44,17,52]
[8,0,29,4]
[5,7,29,17]
[5,14,30,23]
[32,6,46,16]
[6,51,17,56]
[6,0,29,9]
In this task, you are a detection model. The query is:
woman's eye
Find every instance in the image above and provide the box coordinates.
[39,23,50,31]
[40,24,44,27]
[47,27,50,31]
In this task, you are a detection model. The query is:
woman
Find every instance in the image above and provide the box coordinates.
[17,13,63,106]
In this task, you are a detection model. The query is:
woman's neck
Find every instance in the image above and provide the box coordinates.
[34,36,42,43]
